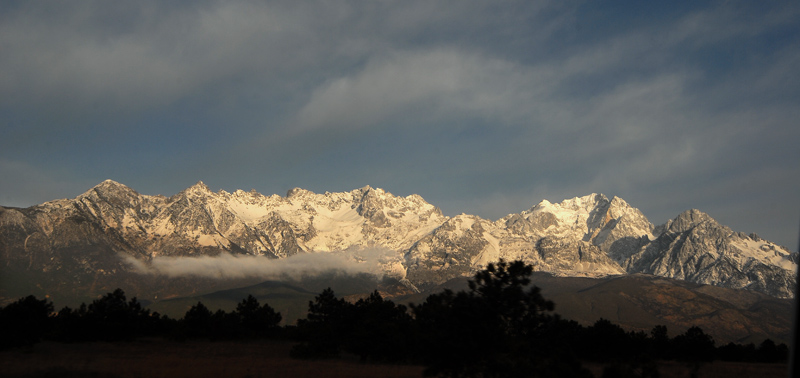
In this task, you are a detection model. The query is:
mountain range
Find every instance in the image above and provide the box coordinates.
[1,180,796,320]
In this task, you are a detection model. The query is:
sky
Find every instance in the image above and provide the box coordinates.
[1,1,798,250]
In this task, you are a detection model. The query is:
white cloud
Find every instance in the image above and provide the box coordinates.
[292,50,526,132]
[667,3,800,48]
[123,247,401,280]
[0,2,324,115]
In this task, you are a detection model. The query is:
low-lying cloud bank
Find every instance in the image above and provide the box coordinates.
[121,247,404,280]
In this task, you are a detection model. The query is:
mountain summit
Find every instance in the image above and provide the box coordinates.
[0,181,795,303]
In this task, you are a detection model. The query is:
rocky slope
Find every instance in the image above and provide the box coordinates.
[0,180,796,303]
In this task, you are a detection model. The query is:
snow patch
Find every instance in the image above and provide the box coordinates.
[731,238,796,271]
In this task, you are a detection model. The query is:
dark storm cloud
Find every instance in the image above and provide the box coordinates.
[1,1,798,249]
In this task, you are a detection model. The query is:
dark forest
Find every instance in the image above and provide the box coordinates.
[1,261,789,378]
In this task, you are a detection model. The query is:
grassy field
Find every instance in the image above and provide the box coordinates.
[0,339,425,378]
[0,339,789,378]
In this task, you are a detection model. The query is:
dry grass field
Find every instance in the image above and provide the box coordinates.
[0,339,789,378]
[0,339,425,378]
[582,360,789,378]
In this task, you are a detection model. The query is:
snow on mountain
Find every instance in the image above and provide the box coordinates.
[0,181,796,298]
[623,209,797,298]
[731,235,796,271]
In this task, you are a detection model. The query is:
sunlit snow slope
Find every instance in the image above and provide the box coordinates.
[1,181,796,298]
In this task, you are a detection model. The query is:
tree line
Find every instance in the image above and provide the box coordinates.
[0,260,790,377]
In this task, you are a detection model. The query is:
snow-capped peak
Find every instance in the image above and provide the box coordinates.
[186,181,211,193]
[76,179,140,205]
[662,209,716,234]
[83,179,132,194]
[286,187,315,198]
[6,180,795,299]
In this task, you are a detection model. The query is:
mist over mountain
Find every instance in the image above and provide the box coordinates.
[1,180,795,308]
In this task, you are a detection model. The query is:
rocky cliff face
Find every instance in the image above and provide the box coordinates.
[1,180,796,301]
[623,209,797,298]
